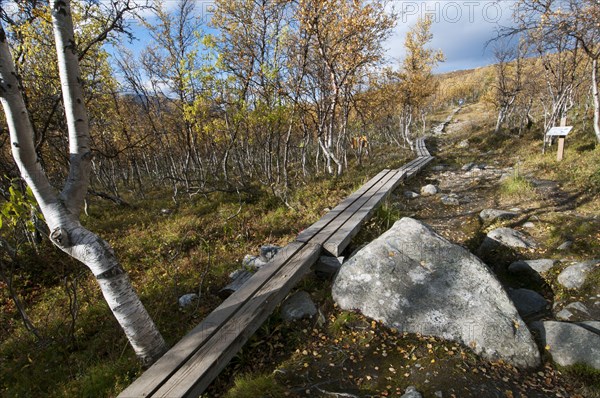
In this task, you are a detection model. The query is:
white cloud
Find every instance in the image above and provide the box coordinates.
[385,0,516,72]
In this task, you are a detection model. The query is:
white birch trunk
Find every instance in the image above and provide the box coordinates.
[0,5,166,365]
[592,58,600,143]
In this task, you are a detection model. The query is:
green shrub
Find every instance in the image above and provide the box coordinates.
[223,374,286,398]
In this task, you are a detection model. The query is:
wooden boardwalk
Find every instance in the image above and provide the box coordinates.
[118,138,433,398]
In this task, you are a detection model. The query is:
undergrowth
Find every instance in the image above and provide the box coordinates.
[0,145,411,397]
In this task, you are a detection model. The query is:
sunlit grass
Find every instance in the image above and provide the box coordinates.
[500,169,536,200]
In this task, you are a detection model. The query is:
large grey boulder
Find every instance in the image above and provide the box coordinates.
[479,209,519,223]
[530,321,600,369]
[507,289,548,319]
[332,217,540,368]
[557,260,598,289]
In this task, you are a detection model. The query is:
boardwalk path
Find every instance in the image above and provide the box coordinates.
[119,138,433,398]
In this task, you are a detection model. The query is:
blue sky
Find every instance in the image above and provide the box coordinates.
[386,0,516,73]
[117,0,517,75]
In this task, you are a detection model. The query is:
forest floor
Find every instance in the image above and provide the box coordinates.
[1,102,599,397]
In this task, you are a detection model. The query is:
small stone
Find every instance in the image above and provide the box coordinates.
[441,195,460,206]
[260,245,281,262]
[160,208,173,215]
[478,228,537,258]
[243,254,268,270]
[401,386,423,398]
[557,260,598,289]
[508,288,548,319]
[432,165,445,171]
[242,255,257,267]
[435,392,443,398]
[555,308,573,321]
[508,259,556,274]
[523,222,535,229]
[566,302,590,313]
[557,241,573,251]
[555,302,591,321]
[457,139,469,148]
[178,293,198,308]
[404,190,420,199]
[420,184,438,196]
[461,162,475,171]
[315,256,344,276]
[479,209,519,223]
[281,291,317,321]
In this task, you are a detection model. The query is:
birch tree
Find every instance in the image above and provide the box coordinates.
[488,41,525,134]
[300,0,395,175]
[0,0,166,364]
[506,0,600,142]
[398,16,444,146]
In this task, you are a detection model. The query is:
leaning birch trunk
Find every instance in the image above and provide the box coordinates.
[0,4,166,365]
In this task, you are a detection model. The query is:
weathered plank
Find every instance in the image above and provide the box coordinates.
[218,270,254,298]
[308,169,404,248]
[323,156,434,256]
[117,241,306,398]
[296,169,391,243]
[414,137,431,157]
[405,156,434,179]
[323,168,410,256]
[151,243,322,397]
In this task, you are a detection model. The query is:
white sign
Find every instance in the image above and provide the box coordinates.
[546,126,573,136]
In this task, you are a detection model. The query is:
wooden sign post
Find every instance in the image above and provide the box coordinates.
[546,126,573,161]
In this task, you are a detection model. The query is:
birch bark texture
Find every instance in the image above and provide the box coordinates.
[0,0,166,364]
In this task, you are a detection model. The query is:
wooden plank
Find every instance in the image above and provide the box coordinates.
[296,169,391,242]
[415,138,430,157]
[152,243,322,398]
[117,241,306,398]
[324,155,434,256]
[405,156,434,179]
[398,156,430,177]
[218,270,253,298]
[415,139,430,157]
[323,168,409,256]
[308,169,403,247]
